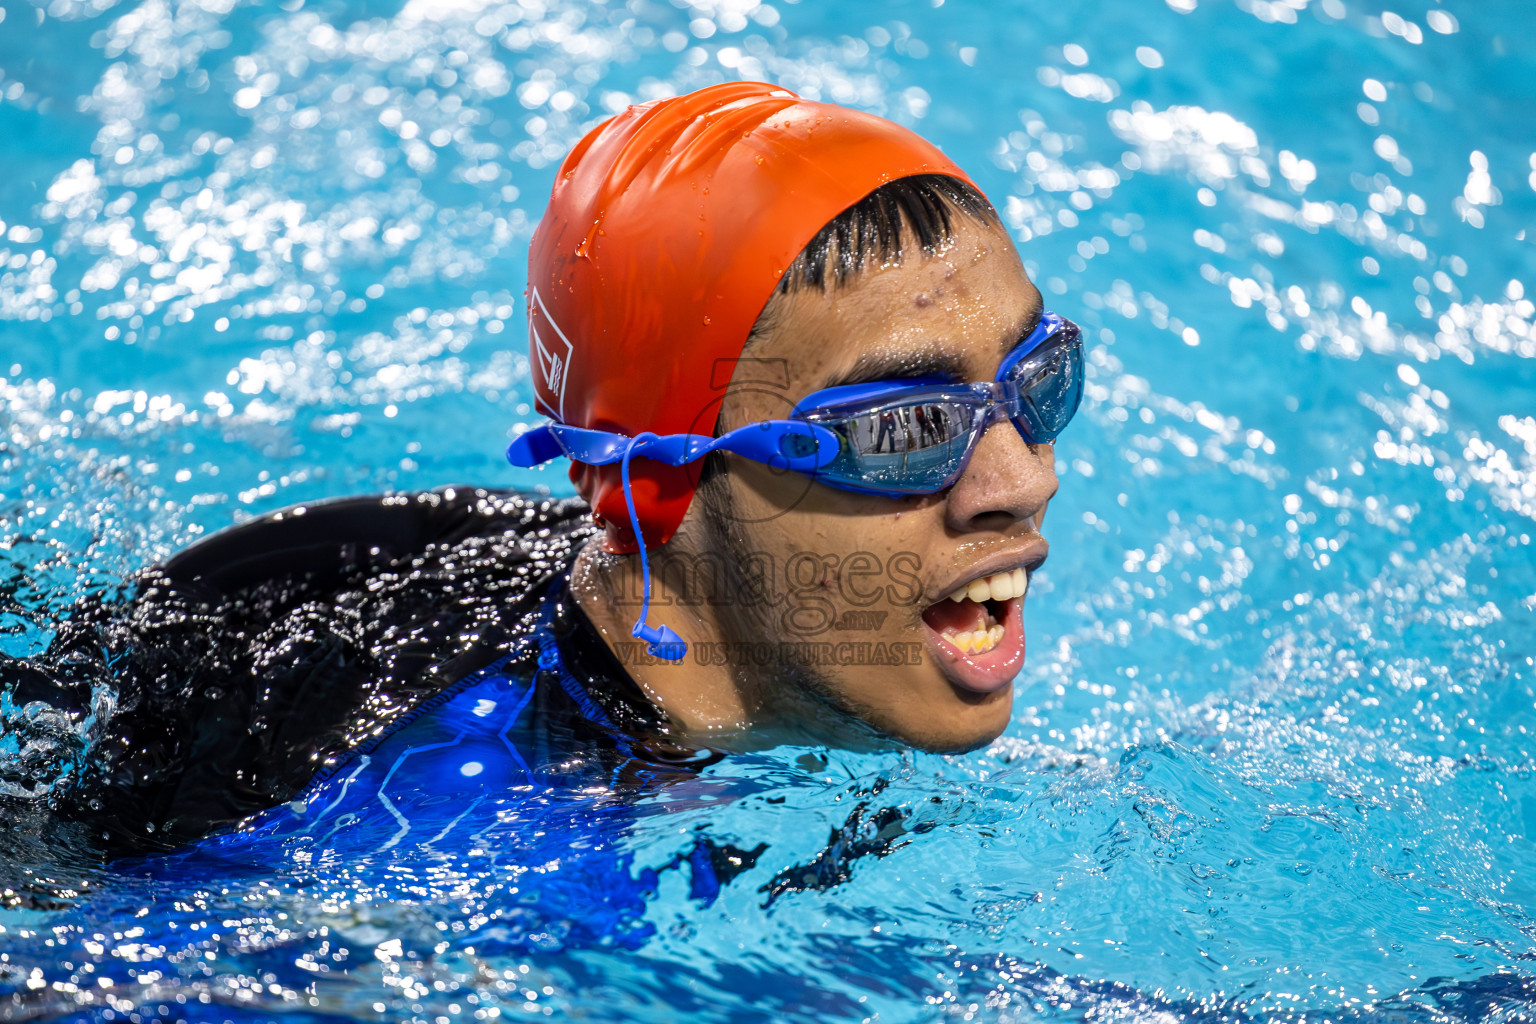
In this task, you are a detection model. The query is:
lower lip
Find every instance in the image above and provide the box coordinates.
[922,594,1026,695]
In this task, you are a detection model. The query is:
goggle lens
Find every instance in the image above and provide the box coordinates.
[1006,325,1084,444]
[801,316,1084,494]
[810,399,981,494]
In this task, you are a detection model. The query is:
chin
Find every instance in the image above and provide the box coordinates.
[888,698,1014,755]
[908,729,1007,756]
[808,658,1017,755]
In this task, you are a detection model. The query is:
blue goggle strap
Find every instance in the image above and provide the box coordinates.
[508,420,840,472]
[506,419,841,662]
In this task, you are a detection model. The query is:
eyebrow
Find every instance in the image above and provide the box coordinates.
[818,300,1048,391]
[819,350,970,390]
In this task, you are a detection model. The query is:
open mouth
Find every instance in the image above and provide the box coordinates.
[920,568,1029,694]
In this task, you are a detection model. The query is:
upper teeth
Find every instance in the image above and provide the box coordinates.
[949,567,1028,604]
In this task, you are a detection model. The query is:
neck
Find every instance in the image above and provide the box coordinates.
[568,538,889,752]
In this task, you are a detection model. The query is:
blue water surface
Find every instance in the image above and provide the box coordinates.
[1,0,1535,1020]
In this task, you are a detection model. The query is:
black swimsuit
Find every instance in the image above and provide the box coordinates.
[5,488,698,857]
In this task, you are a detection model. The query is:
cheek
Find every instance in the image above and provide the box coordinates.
[728,466,937,554]
[725,474,943,623]
[727,463,822,524]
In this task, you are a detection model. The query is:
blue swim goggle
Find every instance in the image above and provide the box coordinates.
[507,311,1083,660]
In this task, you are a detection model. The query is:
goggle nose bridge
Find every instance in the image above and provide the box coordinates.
[971,379,1027,437]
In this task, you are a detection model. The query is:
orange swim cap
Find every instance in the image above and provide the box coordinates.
[525,81,975,552]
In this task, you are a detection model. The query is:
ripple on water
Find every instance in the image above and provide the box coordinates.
[2,0,1535,1021]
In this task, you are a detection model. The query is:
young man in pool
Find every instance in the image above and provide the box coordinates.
[10,82,1079,857]
[511,81,1076,755]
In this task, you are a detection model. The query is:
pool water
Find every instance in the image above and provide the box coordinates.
[2,0,1535,1020]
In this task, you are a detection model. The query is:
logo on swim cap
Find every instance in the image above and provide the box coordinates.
[528,287,574,422]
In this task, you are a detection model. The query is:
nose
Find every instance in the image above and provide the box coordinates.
[944,417,1057,533]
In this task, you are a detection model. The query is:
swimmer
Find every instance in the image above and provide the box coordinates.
[3,81,1080,858]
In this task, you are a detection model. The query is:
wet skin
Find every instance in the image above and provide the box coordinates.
[571,216,1059,754]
